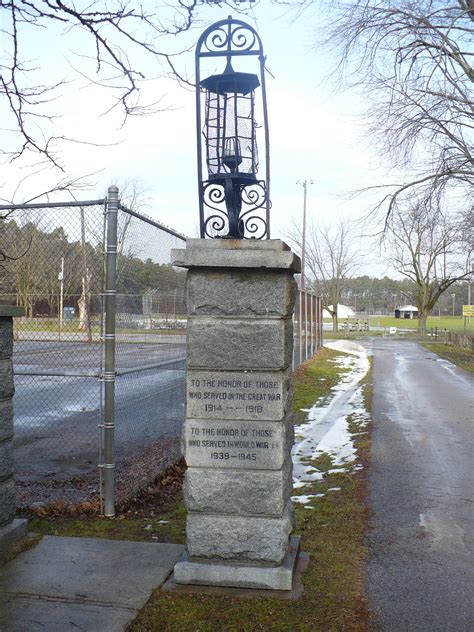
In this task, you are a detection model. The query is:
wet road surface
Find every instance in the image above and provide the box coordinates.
[13,340,186,480]
[365,339,473,631]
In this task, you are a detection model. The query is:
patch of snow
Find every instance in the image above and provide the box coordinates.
[292,495,313,504]
[327,487,341,492]
[291,493,326,504]
[292,341,370,484]
[292,481,307,489]
[324,339,372,359]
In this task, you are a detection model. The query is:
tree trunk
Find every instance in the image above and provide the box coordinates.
[418,313,427,338]
[78,208,92,343]
[332,313,338,332]
[78,269,92,342]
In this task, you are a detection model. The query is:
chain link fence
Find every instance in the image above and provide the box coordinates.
[2,200,106,510]
[1,191,186,513]
[2,196,320,514]
[112,201,186,507]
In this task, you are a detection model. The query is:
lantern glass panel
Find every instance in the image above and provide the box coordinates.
[204,81,258,180]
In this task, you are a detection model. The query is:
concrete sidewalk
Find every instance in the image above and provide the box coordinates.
[0,535,184,631]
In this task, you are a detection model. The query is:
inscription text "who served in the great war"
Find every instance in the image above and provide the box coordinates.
[186,374,285,420]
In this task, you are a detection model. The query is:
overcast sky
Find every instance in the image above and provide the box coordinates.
[1,2,396,276]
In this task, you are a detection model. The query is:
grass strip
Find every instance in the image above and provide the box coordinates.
[292,347,351,422]
[421,342,474,373]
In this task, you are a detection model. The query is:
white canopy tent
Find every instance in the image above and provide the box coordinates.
[322,304,356,319]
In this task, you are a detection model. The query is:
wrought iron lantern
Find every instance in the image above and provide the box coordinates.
[196,16,270,239]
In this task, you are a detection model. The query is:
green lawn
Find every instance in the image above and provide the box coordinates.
[13,318,185,337]
[324,315,473,334]
[421,342,474,373]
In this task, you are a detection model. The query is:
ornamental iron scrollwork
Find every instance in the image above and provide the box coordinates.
[202,180,268,239]
[201,22,258,55]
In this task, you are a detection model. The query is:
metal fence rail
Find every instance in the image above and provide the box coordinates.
[293,290,323,367]
[110,197,187,513]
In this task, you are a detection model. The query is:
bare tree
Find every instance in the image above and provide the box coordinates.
[77,208,93,341]
[0,2,259,274]
[386,196,470,335]
[291,1,473,221]
[0,1,257,171]
[288,218,360,331]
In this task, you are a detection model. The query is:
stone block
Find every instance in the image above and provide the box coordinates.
[0,359,14,400]
[187,317,293,370]
[172,239,301,273]
[185,459,292,517]
[183,417,294,470]
[0,478,15,527]
[187,270,297,318]
[186,502,293,564]
[0,519,28,561]
[0,399,13,442]
[186,369,291,421]
[0,439,13,481]
[0,318,13,358]
[174,536,301,591]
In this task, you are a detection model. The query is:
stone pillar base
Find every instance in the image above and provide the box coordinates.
[0,519,28,560]
[172,535,302,592]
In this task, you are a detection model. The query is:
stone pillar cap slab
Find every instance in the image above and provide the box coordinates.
[0,306,25,318]
[172,239,301,272]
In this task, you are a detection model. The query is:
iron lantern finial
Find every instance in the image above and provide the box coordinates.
[195,16,270,239]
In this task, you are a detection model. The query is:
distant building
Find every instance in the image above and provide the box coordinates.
[394,305,419,319]
[323,304,356,319]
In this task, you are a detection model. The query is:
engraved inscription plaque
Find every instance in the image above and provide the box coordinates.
[184,419,290,470]
[186,370,290,421]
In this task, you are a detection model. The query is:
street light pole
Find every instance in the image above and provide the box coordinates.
[451,293,456,317]
[297,179,313,290]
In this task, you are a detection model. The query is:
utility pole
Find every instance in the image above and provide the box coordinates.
[58,257,64,340]
[297,179,313,290]
[468,262,473,307]
[296,179,313,363]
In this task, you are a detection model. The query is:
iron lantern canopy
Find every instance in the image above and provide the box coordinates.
[195,16,270,239]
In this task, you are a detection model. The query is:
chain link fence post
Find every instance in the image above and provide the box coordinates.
[103,186,118,517]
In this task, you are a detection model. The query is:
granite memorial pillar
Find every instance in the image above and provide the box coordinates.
[0,307,27,559]
[171,239,301,592]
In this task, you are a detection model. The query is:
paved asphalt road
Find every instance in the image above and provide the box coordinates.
[13,339,186,480]
[365,339,473,631]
